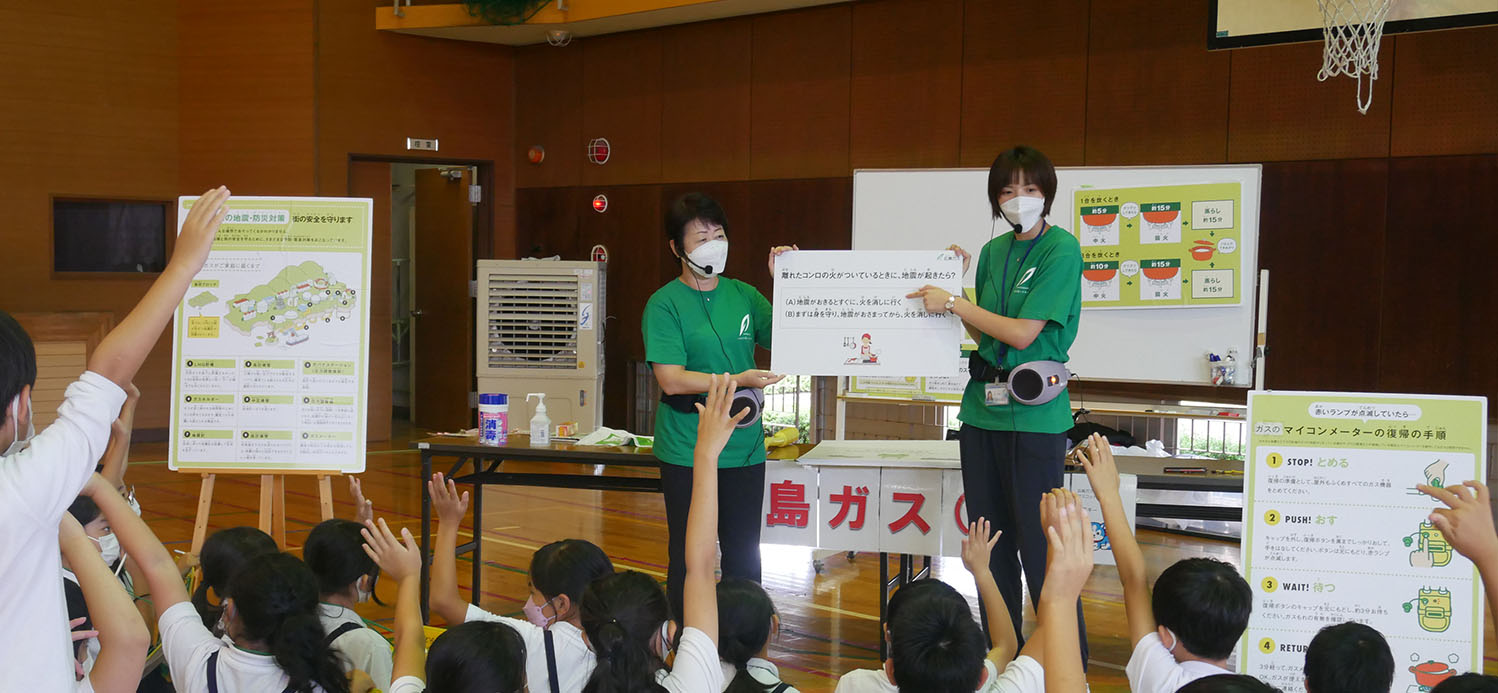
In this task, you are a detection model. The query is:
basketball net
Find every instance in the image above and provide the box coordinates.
[1317,0,1395,114]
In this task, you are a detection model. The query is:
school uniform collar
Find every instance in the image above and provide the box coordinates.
[219,635,282,669]
[746,658,779,677]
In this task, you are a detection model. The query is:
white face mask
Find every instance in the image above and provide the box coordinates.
[356,575,373,604]
[90,532,121,566]
[126,491,142,517]
[685,239,728,278]
[1162,628,1179,654]
[658,620,675,659]
[3,394,34,456]
[999,196,1046,234]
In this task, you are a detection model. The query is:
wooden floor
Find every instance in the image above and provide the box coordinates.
[123,423,1498,692]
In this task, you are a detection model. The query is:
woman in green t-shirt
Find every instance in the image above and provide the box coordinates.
[641,192,795,621]
[909,146,1087,663]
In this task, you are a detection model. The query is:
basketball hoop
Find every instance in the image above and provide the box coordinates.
[1317,0,1395,114]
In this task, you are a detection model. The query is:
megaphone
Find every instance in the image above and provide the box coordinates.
[731,388,764,429]
[1008,361,1070,406]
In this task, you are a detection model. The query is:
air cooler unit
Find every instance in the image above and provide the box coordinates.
[475,260,605,435]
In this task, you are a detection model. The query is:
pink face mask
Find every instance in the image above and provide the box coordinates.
[523,594,556,628]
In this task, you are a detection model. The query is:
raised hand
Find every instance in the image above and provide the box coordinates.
[1075,433,1121,498]
[361,518,422,583]
[348,476,374,525]
[961,518,1001,579]
[1042,490,1094,599]
[171,187,231,273]
[428,472,470,526]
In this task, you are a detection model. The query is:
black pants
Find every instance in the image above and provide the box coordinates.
[660,460,766,622]
[959,425,1089,667]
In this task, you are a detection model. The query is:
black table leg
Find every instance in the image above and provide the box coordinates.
[470,464,484,605]
[879,552,890,661]
[419,449,433,622]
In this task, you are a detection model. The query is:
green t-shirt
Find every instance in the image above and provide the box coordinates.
[957,225,1083,434]
[642,277,773,467]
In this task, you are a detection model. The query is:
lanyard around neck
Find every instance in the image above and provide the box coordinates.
[995,226,1046,365]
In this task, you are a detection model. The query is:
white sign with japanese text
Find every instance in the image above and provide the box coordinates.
[771,250,963,376]
[1240,391,1489,693]
[878,468,944,555]
[817,466,882,553]
[761,461,818,547]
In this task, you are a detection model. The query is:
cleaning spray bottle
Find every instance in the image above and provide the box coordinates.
[526,393,551,446]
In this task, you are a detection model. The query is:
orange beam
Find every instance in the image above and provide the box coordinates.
[376,0,751,30]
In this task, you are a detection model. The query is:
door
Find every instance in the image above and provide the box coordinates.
[411,167,475,430]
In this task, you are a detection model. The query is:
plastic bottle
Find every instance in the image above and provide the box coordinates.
[526,393,551,446]
[477,393,508,446]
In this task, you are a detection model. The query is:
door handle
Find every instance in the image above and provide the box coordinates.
[411,309,424,316]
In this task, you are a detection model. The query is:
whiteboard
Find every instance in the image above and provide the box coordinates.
[852,165,1261,387]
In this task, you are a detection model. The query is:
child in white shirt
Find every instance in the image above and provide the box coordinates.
[1077,433,1250,693]
[305,519,394,691]
[427,473,614,693]
[0,185,229,690]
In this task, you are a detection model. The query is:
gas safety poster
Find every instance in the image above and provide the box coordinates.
[771,250,963,377]
[1239,391,1488,693]
[1073,182,1242,309]
[168,197,373,473]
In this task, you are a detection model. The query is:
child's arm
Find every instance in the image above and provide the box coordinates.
[1038,490,1093,693]
[97,383,140,490]
[362,518,427,683]
[80,475,190,617]
[960,518,1016,666]
[1421,481,1498,637]
[1076,433,1155,644]
[683,373,746,644]
[61,514,149,693]
[88,187,228,386]
[427,472,471,626]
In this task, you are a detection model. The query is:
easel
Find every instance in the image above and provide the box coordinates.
[185,469,341,553]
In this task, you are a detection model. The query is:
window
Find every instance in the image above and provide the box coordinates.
[53,198,169,274]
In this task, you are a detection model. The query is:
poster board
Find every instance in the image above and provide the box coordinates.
[851,165,1262,387]
[168,196,374,473]
[770,250,963,377]
[1239,391,1489,693]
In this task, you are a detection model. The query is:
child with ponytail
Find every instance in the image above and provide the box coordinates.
[190,527,278,633]
[305,518,394,691]
[428,471,614,693]
[79,470,350,693]
[579,373,741,693]
[716,579,797,693]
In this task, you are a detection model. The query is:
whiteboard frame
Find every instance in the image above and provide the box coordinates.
[851,164,1262,388]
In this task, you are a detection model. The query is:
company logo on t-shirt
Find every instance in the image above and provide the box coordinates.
[1015,267,1037,294]
[738,315,752,340]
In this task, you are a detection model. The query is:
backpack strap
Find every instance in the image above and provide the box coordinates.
[324,621,365,647]
[771,684,792,693]
[544,629,560,693]
[206,651,220,693]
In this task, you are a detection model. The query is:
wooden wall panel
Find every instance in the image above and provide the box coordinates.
[575,186,663,428]
[661,18,753,183]
[1379,155,1498,401]
[959,0,1090,167]
[516,187,583,260]
[515,43,585,189]
[316,0,516,255]
[1391,26,1498,157]
[1257,160,1388,392]
[581,31,664,186]
[750,5,852,180]
[350,161,393,442]
[1084,0,1230,165]
[1228,42,1392,162]
[179,2,316,194]
[746,178,853,301]
[850,0,963,169]
[0,2,179,429]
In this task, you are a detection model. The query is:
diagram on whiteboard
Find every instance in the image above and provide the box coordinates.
[224,261,358,349]
[1074,182,1243,309]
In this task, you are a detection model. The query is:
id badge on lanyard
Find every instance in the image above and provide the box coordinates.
[984,383,1010,406]
[984,230,1042,409]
